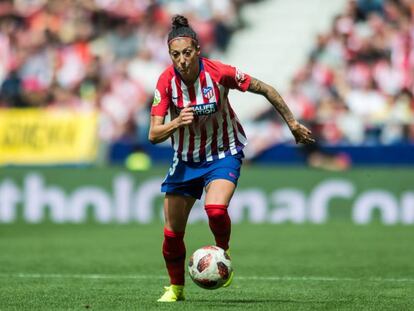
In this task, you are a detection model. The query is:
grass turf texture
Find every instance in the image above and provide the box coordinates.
[0,223,413,310]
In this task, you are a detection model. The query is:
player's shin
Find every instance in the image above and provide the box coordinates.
[204,204,231,250]
[162,228,186,285]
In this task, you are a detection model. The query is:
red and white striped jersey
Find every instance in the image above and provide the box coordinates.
[151,57,251,162]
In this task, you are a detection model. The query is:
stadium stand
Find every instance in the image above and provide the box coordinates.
[245,0,414,149]
[0,0,413,166]
[0,0,252,146]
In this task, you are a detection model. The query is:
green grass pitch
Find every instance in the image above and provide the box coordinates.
[1,222,413,310]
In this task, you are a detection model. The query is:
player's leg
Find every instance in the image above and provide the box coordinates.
[204,179,236,288]
[164,193,196,233]
[203,153,242,288]
[203,152,242,251]
[158,193,196,302]
[204,179,236,251]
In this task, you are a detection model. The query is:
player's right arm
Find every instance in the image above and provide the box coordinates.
[149,72,194,144]
[149,108,194,144]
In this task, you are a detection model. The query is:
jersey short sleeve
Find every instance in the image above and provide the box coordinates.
[217,62,251,92]
[151,74,171,117]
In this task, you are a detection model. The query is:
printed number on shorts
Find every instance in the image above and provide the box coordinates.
[169,155,179,176]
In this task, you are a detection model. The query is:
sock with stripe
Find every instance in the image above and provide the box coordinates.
[205,204,231,250]
[162,228,186,285]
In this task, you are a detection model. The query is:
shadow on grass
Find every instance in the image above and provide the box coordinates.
[189,298,319,304]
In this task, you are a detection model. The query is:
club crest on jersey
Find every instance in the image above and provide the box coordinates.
[192,102,217,116]
[202,86,214,100]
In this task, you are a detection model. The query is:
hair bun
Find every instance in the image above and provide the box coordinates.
[172,15,189,29]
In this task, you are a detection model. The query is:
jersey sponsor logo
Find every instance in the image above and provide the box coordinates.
[192,102,217,116]
[152,89,161,106]
[235,68,246,86]
[202,86,214,100]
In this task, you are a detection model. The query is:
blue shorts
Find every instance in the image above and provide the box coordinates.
[161,152,244,200]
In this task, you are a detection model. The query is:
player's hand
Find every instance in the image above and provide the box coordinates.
[289,121,315,144]
[176,107,194,127]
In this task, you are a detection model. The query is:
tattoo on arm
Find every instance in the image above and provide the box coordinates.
[247,77,267,95]
[248,77,296,127]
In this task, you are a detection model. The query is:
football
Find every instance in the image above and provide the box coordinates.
[188,245,232,289]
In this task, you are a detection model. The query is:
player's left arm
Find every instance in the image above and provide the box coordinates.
[247,77,315,144]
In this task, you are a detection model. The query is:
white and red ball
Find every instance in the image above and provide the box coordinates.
[188,245,232,290]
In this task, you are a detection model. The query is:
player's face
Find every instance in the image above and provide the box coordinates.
[169,38,200,82]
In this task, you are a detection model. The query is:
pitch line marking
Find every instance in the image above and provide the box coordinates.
[1,273,414,283]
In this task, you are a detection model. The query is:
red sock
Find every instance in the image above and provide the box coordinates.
[162,228,186,285]
[205,204,231,250]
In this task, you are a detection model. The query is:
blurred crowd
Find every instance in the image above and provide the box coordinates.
[255,0,414,147]
[2,0,413,165]
[0,0,251,145]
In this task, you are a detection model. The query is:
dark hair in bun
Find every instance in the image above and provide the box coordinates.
[168,15,198,45]
[171,15,189,29]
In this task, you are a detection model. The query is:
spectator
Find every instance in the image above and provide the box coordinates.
[0,0,252,151]
[259,0,414,146]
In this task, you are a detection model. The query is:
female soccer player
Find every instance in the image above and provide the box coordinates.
[149,15,315,302]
